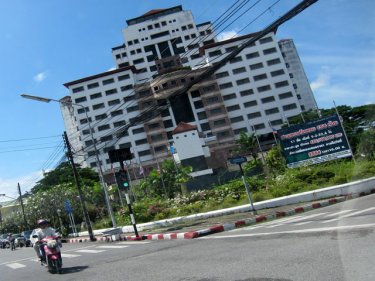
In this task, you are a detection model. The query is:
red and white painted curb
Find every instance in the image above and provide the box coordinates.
[67,188,375,243]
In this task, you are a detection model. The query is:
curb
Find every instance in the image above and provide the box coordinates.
[66,188,375,243]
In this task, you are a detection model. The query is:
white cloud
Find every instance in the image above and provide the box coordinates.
[0,171,43,202]
[217,30,238,42]
[33,71,47,83]
[310,71,330,91]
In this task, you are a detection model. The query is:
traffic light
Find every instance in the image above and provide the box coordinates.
[115,170,130,190]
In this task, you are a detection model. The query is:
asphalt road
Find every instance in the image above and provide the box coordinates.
[1,194,374,281]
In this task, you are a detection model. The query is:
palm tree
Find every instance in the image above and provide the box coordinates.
[235,131,258,160]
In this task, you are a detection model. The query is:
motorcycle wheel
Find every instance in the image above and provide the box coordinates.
[57,258,63,274]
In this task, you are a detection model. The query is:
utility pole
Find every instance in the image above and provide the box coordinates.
[63,131,95,241]
[17,183,28,229]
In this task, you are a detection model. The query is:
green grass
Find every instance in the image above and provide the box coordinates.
[106,159,375,227]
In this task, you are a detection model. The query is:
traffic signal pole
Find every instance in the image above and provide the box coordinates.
[118,161,139,238]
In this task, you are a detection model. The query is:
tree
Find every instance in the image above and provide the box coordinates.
[31,161,99,193]
[356,130,375,160]
[134,159,192,199]
[235,131,258,160]
[265,145,286,176]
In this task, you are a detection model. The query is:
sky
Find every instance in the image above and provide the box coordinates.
[0,0,374,200]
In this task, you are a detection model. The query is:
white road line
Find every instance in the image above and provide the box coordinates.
[294,221,312,226]
[321,207,375,224]
[96,245,129,249]
[286,212,327,223]
[117,241,150,245]
[62,253,81,258]
[323,209,355,218]
[202,223,375,239]
[265,224,284,228]
[75,249,105,254]
[6,263,26,269]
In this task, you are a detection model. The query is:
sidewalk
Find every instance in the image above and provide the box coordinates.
[67,181,375,243]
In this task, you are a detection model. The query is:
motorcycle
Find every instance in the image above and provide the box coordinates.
[34,235,63,274]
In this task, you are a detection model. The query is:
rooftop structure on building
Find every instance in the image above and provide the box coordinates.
[62,5,317,179]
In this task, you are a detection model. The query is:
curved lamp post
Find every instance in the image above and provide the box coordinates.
[21,93,117,239]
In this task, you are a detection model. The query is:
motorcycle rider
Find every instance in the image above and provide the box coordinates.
[8,233,15,250]
[33,219,57,264]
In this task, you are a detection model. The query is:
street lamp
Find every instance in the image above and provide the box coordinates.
[21,94,117,234]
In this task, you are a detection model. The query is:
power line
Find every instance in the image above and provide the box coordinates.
[0,135,61,143]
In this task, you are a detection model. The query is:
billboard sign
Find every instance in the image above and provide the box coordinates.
[278,115,352,168]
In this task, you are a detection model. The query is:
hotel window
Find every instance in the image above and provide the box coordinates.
[229,56,242,64]
[282,103,298,111]
[105,89,118,96]
[230,116,244,123]
[236,78,250,86]
[254,123,266,130]
[232,67,246,75]
[108,99,120,106]
[223,93,236,101]
[72,86,84,93]
[93,103,105,110]
[113,120,126,127]
[265,107,280,115]
[240,89,254,97]
[275,80,289,88]
[219,82,233,90]
[244,100,257,108]
[253,73,268,81]
[226,104,240,112]
[261,96,276,104]
[257,85,271,92]
[263,47,277,55]
[111,109,123,117]
[90,92,102,100]
[246,52,259,59]
[267,58,281,66]
[98,124,110,131]
[259,37,273,44]
[95,113,107,120]
[87,82,99,89]
[102,78,114,85]
[279,91,293,99]
[250,62,263,70]
[215,71,229,78]
[271,69,285,77]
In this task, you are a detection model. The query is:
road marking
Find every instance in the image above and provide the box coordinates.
[75,249,105,254]
[323,209,355,218]
[287,212,327,223]
[321,207,375,223]
[265,224,283,228]
[294,221,311,226]
[62,253,81,258]
[117,241,150,245]
[96,245,129,249]
[6,263,26,269]
[264,213,326,228]
[202,223,375,239]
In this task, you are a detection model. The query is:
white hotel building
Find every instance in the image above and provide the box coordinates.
[62,6,317,177]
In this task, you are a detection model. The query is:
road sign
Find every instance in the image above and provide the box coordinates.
[64,199,72,214]
[228,156,247,165]
[278,114,352,168]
